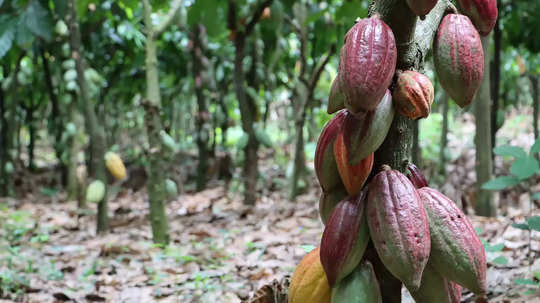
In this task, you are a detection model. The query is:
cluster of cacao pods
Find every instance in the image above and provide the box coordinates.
[290,1,496,300]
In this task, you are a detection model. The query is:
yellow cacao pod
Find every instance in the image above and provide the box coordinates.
[289,247,331,303]
[105,152,126,180]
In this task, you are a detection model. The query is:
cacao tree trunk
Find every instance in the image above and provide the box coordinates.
[530,75,539,141]
[490,9,501,163]
[26,104,36,171]
[412,120,421,167]
[67,0,109,232]
[474,35,495,217]
[439,92,450,175]
[365,1,451,301]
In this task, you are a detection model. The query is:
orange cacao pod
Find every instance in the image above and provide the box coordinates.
[333,132,374,196]
[394,71,434,120]
[289,247,331,303]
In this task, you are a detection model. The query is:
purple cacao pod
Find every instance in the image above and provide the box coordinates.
[406,0,438,16]
[341,90,394,165]
[320,193,369,286]
[366,167,431,290]
[456,0,498,36]
[315,111,346,192]
[319,186,348,225]
[328,77,345,114]
[418,187,487,294]
[394,71,434,120]
[339,17,397,113]
[434,14,484,108]
[407,162,429,189]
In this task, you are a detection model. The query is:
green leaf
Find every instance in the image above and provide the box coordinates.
[22,0,53,41]
[0,16,15,58]
[514,278,537,285]
[485,243,504,252]
[482,176,521,190]
[512,222,530,230]
[493,145,527,158]
[526,216,540,232]
[492,256,508,265]
[510,156,539,179]
[300,245,315,253]
[531,139,540,154]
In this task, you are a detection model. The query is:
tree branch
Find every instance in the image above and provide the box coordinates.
[154,0,183,38]
[309,43,336,92]
[244,0,274,37]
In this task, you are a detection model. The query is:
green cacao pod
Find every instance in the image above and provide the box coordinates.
[166,179,178,198]
[409,262,462,303]
[318,185,348,225]
[315,110,347,192]
[339,17,396,113]
[340,90,394,165]
[394,71,434,120]
[366,166,430,290]
[434,14,484,108]
[320,193,369,286]
[418,187,487,294]
[456,0,498,36]
[331,261,382,303]
[86,180,105,203]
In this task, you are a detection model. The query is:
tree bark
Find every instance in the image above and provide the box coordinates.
[141,0,182,245]
[0,87,7,196]
[490,7,501,163]
[530,75,539,140]
[26,104,36,171]
[67,0,109,232]
[474,36,495,217]
[412,120,421,166]
[365,1,451,301]
[439,92,450,175]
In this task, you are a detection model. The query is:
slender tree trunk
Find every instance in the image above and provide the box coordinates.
[0,87,7,196]
[474,36,495,217]
[490,8,501,162]
[291,92,308,200]
[364,1,451,301]
[67,0,109,232]
[530,76,539,140]
[439,92,450,175]
[67,96,84,203]
[26,105,36,171]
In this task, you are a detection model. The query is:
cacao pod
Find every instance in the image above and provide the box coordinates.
[166,179,178,198]
[320,193,369,286]
[333,133,374,196]
[331,261,382,303]
[328,77,345,114]
[339,17,397,113]
[418,187,487,294]
[405,0,438,16]
[394,71,434,120]
[366,167,430,290]
[434,14,484,108]
[315,111,347,192]
[289,247,331,303]
[456,0,498,36]
[407,162,429,189]
[105,152,126,180]
[319,186,348,225]
[409,262,462,303]
[340,90,394,165]
[86,180,105,203]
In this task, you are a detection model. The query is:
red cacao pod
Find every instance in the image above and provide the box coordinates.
[319,186,348,225]
[339,17,397,113]
[394,71,434,120]
[320,193,369,286]
[366,167,430,290]
[315,111,347,192]
[456,0,498,36]
[328,77,345,114]
[334,134,374,196]
[331,261,382,303]
[340,90,394,165]
[406,0,438,16]
[434,14,484,108]
[409,262,462,303]
[418,187,487,294]
[407,162,429,189]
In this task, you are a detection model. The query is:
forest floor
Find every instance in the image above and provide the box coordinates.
[0,109,539,303]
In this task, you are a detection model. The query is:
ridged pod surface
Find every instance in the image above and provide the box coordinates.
[328,77,345,114]
[331,261,382,303]
[406,0,438,16]
[341,90,395,165]
[289,247,331,303]
[434,14,484,108]
[366,167,430,290]
[409,263,462,303]
[418,187,487,294]
[394,71,434,120]
[334,133,374,196]
[319,186,348,225]
[320,193,369,286]
[105,152,127,180]
[315,110,347,192]
[456,0,498,36]
[339,17,397,113]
